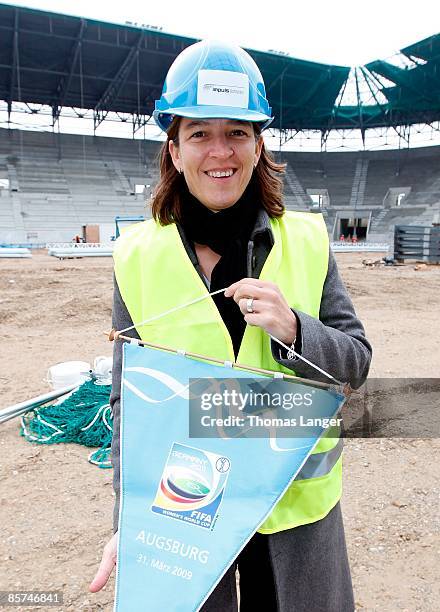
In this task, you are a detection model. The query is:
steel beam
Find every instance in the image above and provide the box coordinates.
[94,32,144,130]
[132,113,152,135]
[8,9,19,121]
[361,68,416,144]
[52,19,87,124]
[353,68,364,136]
[0,62,160,89]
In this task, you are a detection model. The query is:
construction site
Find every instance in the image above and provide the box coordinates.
[1,4,439,611]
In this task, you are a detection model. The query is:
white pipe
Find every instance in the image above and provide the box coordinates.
[0,248,32,258]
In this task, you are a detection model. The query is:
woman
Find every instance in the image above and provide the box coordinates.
[90,40,371,611]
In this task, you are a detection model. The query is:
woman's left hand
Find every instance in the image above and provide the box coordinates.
[224,278,297,345]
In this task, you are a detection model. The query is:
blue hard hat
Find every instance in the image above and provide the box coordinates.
[153,40,273,132]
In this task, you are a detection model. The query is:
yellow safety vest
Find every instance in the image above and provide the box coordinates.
[113,211,342,533]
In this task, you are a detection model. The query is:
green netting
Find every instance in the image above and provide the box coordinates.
[20,380,113,469]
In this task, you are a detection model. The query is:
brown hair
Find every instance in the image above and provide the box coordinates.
[150,117,286,225]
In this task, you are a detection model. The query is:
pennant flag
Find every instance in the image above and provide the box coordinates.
[115,343,345,611]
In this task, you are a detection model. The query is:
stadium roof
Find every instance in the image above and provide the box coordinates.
[0,3,439,132]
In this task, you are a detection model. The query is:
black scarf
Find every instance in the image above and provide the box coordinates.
[180,183,260,356]
[180,182,259,256]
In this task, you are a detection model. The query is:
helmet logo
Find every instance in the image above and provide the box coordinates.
[197,70,249,109]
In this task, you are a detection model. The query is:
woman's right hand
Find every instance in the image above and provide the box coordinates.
[89,532,118,593]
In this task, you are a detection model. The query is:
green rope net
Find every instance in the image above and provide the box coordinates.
[20,380,113,468]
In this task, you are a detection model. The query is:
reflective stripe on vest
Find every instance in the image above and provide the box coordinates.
[295,437,343,481]
[114,211,342,533]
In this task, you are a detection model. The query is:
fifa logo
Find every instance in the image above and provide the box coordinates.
[152,442,231,530]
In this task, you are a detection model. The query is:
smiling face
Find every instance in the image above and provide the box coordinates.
[168,118,263,211]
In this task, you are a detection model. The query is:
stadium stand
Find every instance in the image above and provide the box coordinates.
[0,130,160,244]
[1,5,439,247]
[1,129,439,245]
[282,147,440,240]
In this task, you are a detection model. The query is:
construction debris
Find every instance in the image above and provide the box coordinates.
[362,258,383,268]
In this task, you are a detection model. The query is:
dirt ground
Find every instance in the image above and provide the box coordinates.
[0,251,439,611]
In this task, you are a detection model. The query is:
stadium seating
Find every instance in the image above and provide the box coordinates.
[282,148,440,240]
[0,130,160,243]
[1,129,439,244]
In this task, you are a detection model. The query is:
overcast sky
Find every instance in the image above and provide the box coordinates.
[3,0,439,66]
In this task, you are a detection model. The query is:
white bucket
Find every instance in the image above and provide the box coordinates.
[94,356,112,377]
[93,356,113,384]
[46,361,91,390]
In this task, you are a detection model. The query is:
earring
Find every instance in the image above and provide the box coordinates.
[178,168,183,174]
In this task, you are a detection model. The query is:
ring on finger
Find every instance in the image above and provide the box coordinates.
[246,298,254,313]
